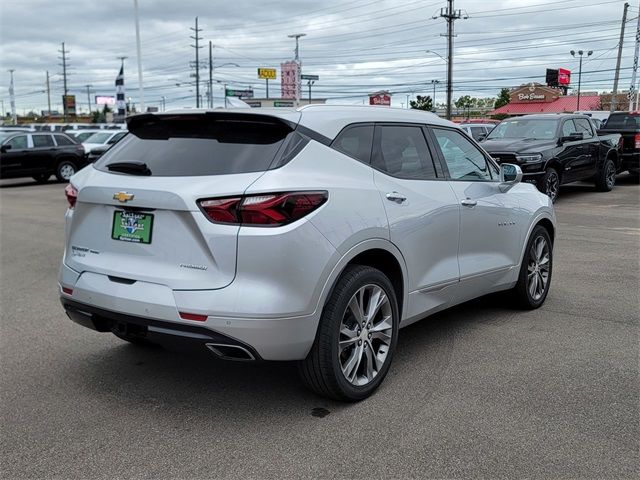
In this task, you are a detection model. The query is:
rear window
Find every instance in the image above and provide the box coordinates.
[604,113,640,129]
[95,114,294,176]
[54,134,76,146]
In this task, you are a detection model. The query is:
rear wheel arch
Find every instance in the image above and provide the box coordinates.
[321,243,407,320]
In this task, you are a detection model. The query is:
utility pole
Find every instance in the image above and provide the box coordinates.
[288,33,306,106]
[209,41,214,108]
[611,3,629,112]
[58,42,69,121]
[628,3,640,111]
[46,70,51,117]
[436,1,466,120]
[133,0,145,112]
[85,85,92,114]
[161,96,166,112]
[190,17,203,108]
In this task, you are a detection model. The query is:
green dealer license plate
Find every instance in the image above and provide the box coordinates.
[112,211,154,244]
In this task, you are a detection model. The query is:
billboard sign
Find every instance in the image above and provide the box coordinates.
[369,92,391,106]
[258,68,277,80]
[281,61,300,100]
[558,68,571,86]
[95,95,116,106]
[62,95,76,115]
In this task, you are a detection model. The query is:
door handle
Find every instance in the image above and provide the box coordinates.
[461,199,477,207]
[385,192,407,203]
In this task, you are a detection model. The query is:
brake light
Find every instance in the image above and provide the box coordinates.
[198,191,328,226]
[61,286,73,295]
[634,133,640,150]
[65,184,78,209]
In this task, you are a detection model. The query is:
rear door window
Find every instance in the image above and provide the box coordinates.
[33,135,55,147]
[54,134,75,146]
[372,125,438,180]
[95,115,294,176]
[331,124,374,163]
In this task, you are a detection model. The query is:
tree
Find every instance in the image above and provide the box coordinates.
[409,95,433,111]
[454,95,473,109]
[494,88,511,109]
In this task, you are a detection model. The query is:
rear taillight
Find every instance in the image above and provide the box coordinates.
[634,133,640,149]
[198,191,328,226]
[64,184,78,209]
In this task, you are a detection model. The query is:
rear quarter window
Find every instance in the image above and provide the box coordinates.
[95,115,294,176]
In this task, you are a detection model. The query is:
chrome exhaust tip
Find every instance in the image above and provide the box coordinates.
[205,343,255,361]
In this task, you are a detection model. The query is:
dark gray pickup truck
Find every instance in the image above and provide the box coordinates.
[480,114,622,202]
[597,111,640,179]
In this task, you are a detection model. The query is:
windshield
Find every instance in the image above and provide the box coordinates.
[486,119,558,140]
[83,132,114,144]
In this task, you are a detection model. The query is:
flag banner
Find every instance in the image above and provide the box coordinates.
[115,65,126,117]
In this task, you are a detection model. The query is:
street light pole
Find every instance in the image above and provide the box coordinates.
[133,0,144,112]
[430,79,440,112]
[570,49,592,111]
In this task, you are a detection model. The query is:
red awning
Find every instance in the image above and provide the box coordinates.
[490,95,601,115]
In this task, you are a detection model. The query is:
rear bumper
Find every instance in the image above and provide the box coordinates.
[620,152,640,171]
[61,298,262,360]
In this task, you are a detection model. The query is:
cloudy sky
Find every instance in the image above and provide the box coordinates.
[0,0,637,114]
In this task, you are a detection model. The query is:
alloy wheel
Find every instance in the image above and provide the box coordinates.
[527,236,550,301]
[545,171,559,201]
[338,284,393,386]
[605,161,616,189]
[59,163,76,180]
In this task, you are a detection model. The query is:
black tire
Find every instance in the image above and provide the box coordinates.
[298,265,399,402]
[539,167,560,203]
[595,158,616,192]
[32,174,50,183]
[55,159,77,182]
[512,225,553,310]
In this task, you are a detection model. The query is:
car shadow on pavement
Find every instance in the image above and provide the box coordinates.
[62,293,511,419]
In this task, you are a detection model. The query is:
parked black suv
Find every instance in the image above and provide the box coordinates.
[481,114,622,201]
[0,132,87,182]
[598,111,640,179]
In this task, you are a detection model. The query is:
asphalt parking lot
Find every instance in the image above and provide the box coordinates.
[1,176,638,479]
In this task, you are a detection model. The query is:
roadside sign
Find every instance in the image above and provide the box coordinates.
[226,88,254,98]
[301,74,319,81]
[258,68,277,80]
[274,101,294,107]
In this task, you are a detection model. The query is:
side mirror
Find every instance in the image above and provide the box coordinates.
[560,132,583,143]
[499,163,522,192]
[0,144,11,153]
[477,133,487,142]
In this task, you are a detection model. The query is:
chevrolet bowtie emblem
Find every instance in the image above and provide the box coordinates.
[113,192,134,203]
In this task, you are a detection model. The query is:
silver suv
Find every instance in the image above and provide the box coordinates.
[59,106,555,401]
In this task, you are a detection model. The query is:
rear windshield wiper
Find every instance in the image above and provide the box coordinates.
[107,161,151,176]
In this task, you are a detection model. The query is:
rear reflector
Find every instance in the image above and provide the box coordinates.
[198,191,327,226]
[635,133,640,150]
[65,184,78,209]
[61,287,73,295]
[179,312,208,322]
